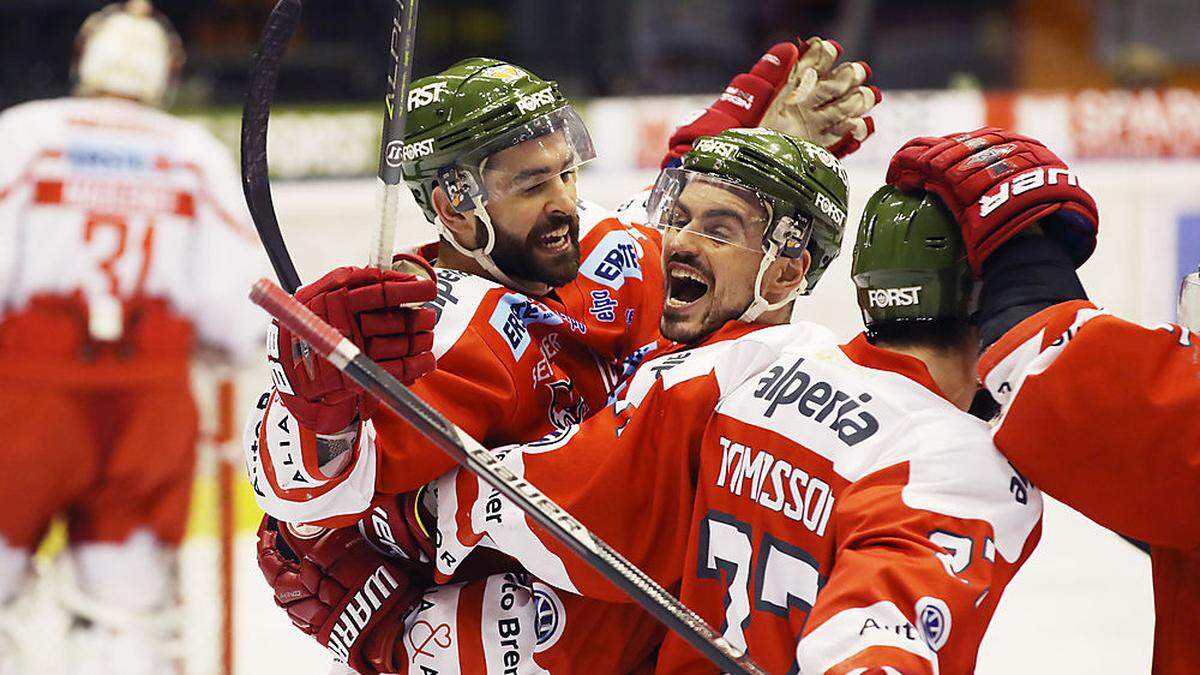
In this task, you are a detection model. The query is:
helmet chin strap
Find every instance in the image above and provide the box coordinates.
[437,196,551,297]
[737,243,807,323]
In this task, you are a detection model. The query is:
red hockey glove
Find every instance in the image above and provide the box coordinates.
[269,256,438,434]
[357,489,436,564]
[256,516,428,675]
[662,37,879,166]
[886,127,1099,274]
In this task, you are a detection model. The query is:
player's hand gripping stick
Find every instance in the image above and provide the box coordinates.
[249,277,766,675]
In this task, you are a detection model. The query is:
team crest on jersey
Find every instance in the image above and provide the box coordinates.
[546,379,588,430]
[915,596,952,652]
[531,583,566,652]
[580,230,643,290]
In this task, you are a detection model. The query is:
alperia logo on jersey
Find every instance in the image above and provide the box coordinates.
[752,357,880,446]
[867,286,922,308]
[516,86,557,114]
[407,81,449,111]
[979,167,1078,218]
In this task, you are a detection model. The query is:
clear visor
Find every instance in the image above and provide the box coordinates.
[1179,271,1200,332]
[440,106,596,214]
[646,168,770,253]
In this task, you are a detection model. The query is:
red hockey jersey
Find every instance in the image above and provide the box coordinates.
[429,321,1043,674]
[979,300,1200,675]
[245,201,665,527]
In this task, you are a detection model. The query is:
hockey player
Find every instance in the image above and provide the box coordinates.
[0,2,264,673]
[886,127,1194,674]
[261,129,1042,674]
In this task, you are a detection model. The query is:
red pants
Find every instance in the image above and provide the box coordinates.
[0,377,198,550]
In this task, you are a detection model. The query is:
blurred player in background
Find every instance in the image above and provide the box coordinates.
[887,127,1196,674]
[0,2,263,673]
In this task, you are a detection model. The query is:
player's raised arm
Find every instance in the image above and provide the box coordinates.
[886,127,1200,672]
[662,36,880,168]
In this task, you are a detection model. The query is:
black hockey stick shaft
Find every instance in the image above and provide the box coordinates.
[241,0,304,293]
[371,0,421,267]
[249,278,766,675]
[379,0,419,186]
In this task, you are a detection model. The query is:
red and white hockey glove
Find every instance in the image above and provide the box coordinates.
[357,489,436,564]
[886,127,1099,274]
[662,37,880,166]
[256,516,427,675]
[268,256,438,434]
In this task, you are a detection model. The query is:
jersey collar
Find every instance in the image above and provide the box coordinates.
[839,332,951,402]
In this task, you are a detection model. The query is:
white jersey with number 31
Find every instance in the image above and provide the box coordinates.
[0,96,263,362]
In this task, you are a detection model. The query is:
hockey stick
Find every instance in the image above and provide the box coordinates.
[241,0,303,293]
[248,277,766,675]
[370,0,420,268]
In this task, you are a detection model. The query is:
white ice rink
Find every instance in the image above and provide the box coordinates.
[208,174,1157,674]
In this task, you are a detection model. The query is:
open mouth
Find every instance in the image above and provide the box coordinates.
[666,263,711,309]
[537,225,572,254]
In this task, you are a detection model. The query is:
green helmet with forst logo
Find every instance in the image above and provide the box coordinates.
[677,127,849,296]
[398,58,594,223]
[851,185,978,332]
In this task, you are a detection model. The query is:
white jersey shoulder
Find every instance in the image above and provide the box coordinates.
[624,322,839,407]
[718,343,1042,562]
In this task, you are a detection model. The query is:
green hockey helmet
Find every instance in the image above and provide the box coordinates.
[396,58,595,293]
[647,127,849,320]
[400,58,595,223]
[851,185,978,333]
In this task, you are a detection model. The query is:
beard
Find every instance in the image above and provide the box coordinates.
[484,211,582,288]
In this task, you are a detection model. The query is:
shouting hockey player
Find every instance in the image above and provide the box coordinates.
[888,127,1196,674]
[259,128,1042,674]
[0,2,264,673]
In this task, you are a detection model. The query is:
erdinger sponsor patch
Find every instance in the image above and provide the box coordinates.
[531,582,566,652]
[487,293,585,360]
[580,230,643,290]
[915,596,952,652]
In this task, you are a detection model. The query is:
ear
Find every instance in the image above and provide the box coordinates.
[763,249,812,303]
[432,186,479,249]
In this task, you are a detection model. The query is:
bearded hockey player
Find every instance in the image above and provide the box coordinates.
[888,127,1196,674]
[0,2,264,673]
